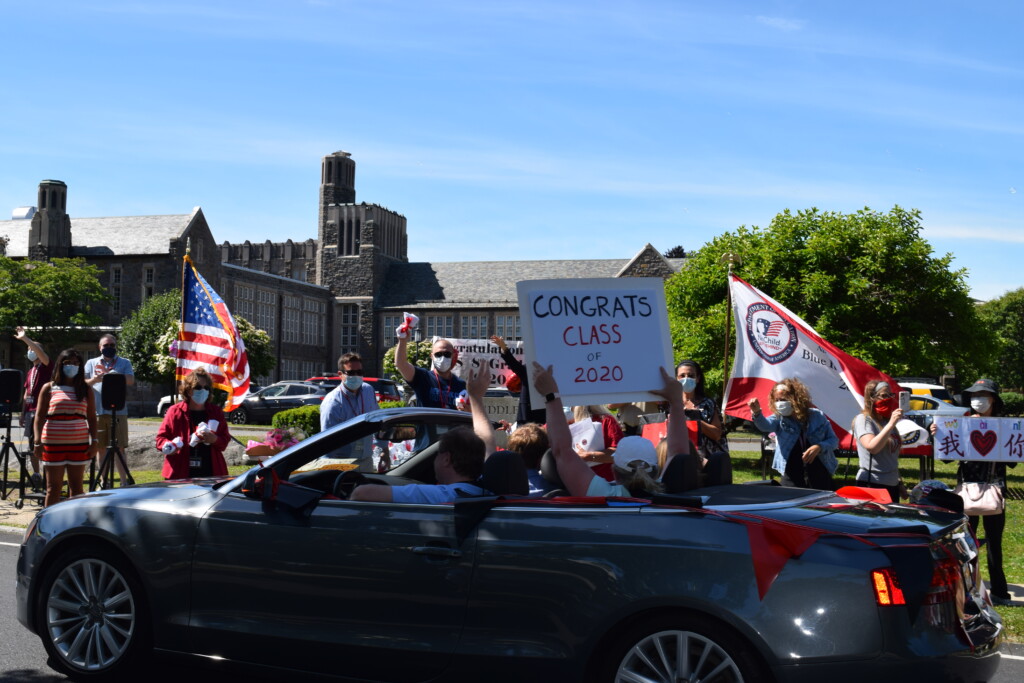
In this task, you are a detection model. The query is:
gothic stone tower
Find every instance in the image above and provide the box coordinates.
[28,179,72,260]
[315,151,408,372]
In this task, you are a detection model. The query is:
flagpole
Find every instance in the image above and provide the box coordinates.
[174,240,191,404]
[720,252,742,394]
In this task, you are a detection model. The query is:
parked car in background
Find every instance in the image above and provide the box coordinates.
[305,375,402,404]
[15,407,1003,682]
[156,383,262,417]
[902,394,970,429]
[897,379,956,405]
[227,381,328,424]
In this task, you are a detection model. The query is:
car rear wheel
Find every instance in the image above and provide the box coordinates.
[229,407,249,424]
[601,614,766,683]
[37,545,150,680]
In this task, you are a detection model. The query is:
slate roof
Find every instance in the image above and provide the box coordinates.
[0,213,192,258]
[378,258,675,309]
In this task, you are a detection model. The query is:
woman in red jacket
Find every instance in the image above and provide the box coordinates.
[156,369,231,479]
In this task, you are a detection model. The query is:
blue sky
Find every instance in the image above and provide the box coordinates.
[2,1,1021,300]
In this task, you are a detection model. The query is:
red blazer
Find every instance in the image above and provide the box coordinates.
[156,401,231,479]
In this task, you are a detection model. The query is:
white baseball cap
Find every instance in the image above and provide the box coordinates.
[612,436,658,471]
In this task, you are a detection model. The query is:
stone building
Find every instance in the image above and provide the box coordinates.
[2,151,684,409]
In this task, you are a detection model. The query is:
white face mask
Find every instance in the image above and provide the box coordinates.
[774,400,794,417]
[62,364,80,378]
[432,355,452,373]
[344,375,362,391]
[678,377,697,393]
[27,349,37,362]
[970,397,992,414]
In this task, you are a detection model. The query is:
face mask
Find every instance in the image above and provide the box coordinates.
[874,396,896,417]
[191,389,210,404]
[679,377,697,393]
[970,397,992,414]
[344,375,362,391]
[62,364,80,378]
[27,349,37,362]
[432,355,452,373]
[101,346,117,358]
[774,400,794,417]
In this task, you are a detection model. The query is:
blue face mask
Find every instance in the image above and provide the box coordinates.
[62,364,80,378]
[344,375,362,391]
[679,377,697,393]
[191,389,210,404]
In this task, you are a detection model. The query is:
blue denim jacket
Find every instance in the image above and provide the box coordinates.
[752,408,839,475]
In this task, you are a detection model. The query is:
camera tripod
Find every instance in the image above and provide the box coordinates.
[0,409,42,508]
[89,411,135,491]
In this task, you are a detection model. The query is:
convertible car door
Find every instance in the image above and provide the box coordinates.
[188,493,477,682]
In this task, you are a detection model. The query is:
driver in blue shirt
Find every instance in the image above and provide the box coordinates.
[349,426,485,504]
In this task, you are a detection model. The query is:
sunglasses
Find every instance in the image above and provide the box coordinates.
[433,351,453,358]
[344,369,364,376]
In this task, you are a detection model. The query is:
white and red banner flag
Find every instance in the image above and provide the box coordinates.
[723,274,896,444]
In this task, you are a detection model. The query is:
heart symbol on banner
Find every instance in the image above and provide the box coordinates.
[970,430,997,456]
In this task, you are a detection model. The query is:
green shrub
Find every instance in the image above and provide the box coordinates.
[272,405,321,435]
[379,400,404,409]
[1002,392,1024,417]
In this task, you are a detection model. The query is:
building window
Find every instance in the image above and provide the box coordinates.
[460,315,488,340]
[426,315,453,341]
[382,314,405,349]
[283,296,301,343]
[281,358,301,380]
[302,298,326,346]
[339,304,359,352]
[110,266,122,317]
[234,284,255,323]
[143,266,155,300]
[495,314,521,341]
[255,289,276,335]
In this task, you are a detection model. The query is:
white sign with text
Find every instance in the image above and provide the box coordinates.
[932,416,1024,462]
[517,278,673,407]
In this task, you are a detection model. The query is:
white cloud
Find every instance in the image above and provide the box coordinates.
[755,16,805,32]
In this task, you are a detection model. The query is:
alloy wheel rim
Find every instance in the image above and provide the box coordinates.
[46,558,136,671]
[616,629,743,683]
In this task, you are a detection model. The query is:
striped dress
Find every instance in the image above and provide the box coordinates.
[41,385,92,466]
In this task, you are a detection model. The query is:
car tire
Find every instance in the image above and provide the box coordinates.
[158,404,168,418]
[229,407,249,425]
[36,544,150,681]
[598,613,767,683]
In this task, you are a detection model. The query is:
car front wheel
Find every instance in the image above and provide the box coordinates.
[37,545,150,680]
[600,614,766,683]
[229,407,249,424]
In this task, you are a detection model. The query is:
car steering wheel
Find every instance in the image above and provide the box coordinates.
[332,470,371,499]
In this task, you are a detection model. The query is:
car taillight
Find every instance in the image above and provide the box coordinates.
[921,556,966,634]
[872,568,906,605]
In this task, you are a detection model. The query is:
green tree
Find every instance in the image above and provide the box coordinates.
[120,291,180,385]
[977,288,1024,391]
[665,207,994,397]
[121,291,276,389]
[0,257,109,348]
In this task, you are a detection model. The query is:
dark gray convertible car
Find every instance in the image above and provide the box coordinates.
[16,408,1002,682]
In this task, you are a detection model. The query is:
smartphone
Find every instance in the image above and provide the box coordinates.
[684,409,703,421]
[898,391,910,412]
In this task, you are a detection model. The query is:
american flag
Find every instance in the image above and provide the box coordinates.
[176,256,250,411]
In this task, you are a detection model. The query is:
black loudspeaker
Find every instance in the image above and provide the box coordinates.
[101,372,126,412]
[0,368,23,408]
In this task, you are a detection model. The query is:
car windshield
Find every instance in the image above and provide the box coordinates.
[230,409,475,498]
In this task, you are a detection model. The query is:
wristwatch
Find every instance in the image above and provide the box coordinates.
[544,392,558,404]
